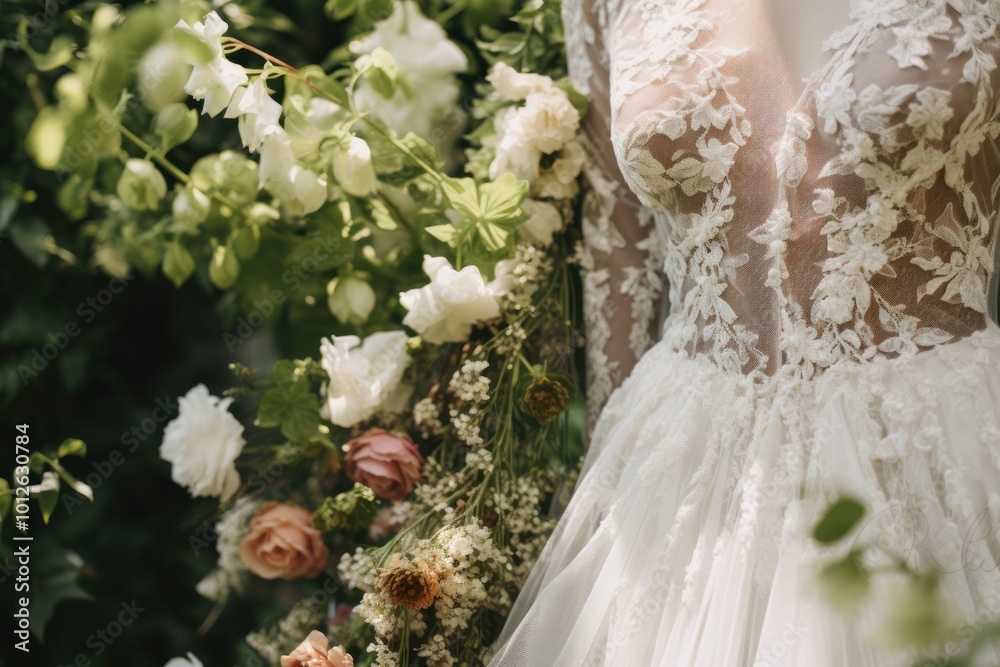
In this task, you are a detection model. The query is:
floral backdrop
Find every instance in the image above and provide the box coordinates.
[2,0,585,665]
[5,0,1000,666]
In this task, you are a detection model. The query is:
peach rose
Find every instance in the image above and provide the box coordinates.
[343,429,423,501]
[280,630,353,667]
[239,502,329,580]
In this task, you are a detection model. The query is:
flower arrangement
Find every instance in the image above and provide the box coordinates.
[14,0,586,663]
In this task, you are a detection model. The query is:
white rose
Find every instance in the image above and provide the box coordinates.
[350,2,467,141]
[489,107,542,182]
[518,90,580,153]
[400,255,501,344]
[175,12,248,117]
[487,62,552,101]
[160,384,246,501]
[533,140,586,199]
[320,331,412,427]
[164,654,204,667]
[332,135,378,197]
[518,199,565,246]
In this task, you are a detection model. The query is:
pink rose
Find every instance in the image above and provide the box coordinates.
[343,429,423,501]
[281,631,353,667]
[239,502,329,580]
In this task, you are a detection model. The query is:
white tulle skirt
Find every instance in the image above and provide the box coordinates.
[488,325,1000,667]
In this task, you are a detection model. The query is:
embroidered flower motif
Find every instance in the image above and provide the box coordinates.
[815,62,856,135]
[912,204,992,312]
[905,88,954,141]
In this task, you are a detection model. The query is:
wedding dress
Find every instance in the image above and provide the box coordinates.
[487,0,1000,664]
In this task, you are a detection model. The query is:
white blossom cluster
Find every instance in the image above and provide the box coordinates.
[495,243,554,317]
[490,471,559,587]
[412,397,445,437]
[245,596,326,665]
[195,496,259,601]
[447,359,492,447]
[356,521,508,667]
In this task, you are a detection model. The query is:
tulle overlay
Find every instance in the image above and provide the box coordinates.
[488,325,1000,667]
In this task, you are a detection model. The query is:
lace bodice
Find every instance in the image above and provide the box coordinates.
[568,0,1000,424]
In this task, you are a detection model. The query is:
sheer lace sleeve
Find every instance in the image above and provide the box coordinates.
[564,0,666,433]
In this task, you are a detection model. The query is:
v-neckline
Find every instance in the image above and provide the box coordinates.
[763,0,877,120]
[767,0,865,104]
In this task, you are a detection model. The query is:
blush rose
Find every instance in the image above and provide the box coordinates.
[343,429,423,501]
[239,502,329,580]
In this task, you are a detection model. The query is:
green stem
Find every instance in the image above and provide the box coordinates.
[117,124,190,184]
[117,124,246,212]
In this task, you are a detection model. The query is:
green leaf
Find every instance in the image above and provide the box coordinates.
[813,496,866,544]
[17,22,76,71]
[232,224,261,261]
[26,107,67,170]
[325,0,358,20]
[425,224,457,244]
[35,472,60,524]
[43,457,94,503]
[31,543,93,641]
[369,198,399,231]
[257,379,320,442]
[817,549,870,612]
[153,103,198,152]
[56,438,87,459]
[272,359,296,384]
[163,242,196,288]
[209,242,240,289]
[441,173,529,251]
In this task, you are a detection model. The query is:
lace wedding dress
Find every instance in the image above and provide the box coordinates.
[487,0,1000,665]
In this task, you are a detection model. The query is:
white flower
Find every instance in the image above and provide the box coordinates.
[488,62,552,101]
[176,12,248,117]
[284,96,346,157]
[351,2,467,140]
[327,275,376,324]
[164,654,204,667]
[258,129,328,214]
[489,107,542,182]
[160,384,246,501]
[400,256,501,344]
[518,199,565,246]
[258,129,297,189]
[489,87,580,183]
[518,90,580,153]
[287,165,328,214]
[906,88,954,141]
[320,331,412,427]
[815,63,856,135]
[332,135,378,197]
[697,137,739,184]
[225,76,283,153]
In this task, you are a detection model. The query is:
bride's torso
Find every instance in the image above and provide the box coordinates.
[578,0,1000,379]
